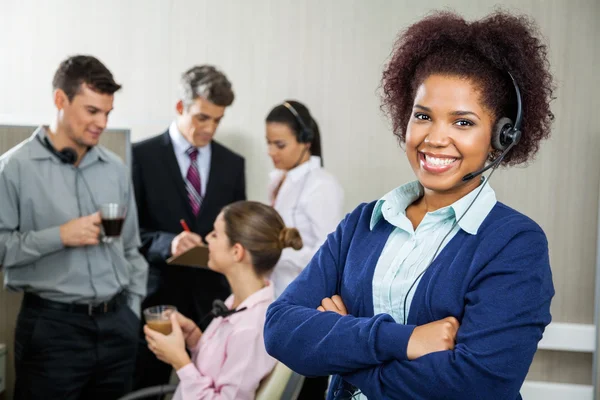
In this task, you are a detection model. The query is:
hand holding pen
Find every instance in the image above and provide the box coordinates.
[170,219,203,258]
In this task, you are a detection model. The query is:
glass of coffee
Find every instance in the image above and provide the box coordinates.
[99,203,127,243]
[144,305,178,335]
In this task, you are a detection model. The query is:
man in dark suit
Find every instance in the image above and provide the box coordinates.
[131,65,245,391]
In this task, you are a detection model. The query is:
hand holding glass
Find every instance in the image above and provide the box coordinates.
[144,305,178,335]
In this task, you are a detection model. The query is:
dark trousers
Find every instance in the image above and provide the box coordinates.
[298,376,329,400]
[133,265,230,393]
[14,297,139,400]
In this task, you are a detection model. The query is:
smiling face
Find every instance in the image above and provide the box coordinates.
[405,74,494,197]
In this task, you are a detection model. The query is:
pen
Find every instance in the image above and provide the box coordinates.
[179,219,191,232]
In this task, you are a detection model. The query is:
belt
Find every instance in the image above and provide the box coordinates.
[23,292,126,316]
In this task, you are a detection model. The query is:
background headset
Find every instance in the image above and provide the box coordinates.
[198,299,248,327]
[37,134,78,165]
[282,101,315,144]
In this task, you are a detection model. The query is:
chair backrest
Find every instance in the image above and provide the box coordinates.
[256,361,303,400]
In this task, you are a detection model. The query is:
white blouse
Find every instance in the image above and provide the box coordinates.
[268,156,344,297]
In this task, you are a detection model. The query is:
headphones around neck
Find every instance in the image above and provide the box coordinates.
[210,299,247,318]
[282,101,314,144]
[197,298,249,329]
[39,135,78,165]
[491,72,523,151]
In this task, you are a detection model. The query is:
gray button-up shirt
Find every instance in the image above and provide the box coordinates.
[0,127,148,315]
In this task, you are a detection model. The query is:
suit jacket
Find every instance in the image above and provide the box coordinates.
[132,130,246,322]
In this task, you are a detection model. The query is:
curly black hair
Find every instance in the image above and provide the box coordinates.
[381,11,555,165]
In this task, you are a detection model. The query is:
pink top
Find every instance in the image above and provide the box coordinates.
[173,282,277,400]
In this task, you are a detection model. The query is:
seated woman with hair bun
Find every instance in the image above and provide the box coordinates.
[145,201,302,400]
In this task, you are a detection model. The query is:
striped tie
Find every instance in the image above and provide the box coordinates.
[186,147,202,216]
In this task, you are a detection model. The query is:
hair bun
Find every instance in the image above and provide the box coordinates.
[279,227,303,250]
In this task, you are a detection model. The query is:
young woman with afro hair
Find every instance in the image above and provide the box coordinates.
[264,10,555,400]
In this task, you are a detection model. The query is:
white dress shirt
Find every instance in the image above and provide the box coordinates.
[169,122,211,195]
[268,156,344,298]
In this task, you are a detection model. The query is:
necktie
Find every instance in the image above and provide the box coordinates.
[186,147,202,216]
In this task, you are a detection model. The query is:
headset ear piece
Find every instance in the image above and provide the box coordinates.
[511,129,522,146]
[211,299,228,316]
[42,136,78,164]
[210,299,248,318]
[300,126,314,144]
[283,101,314,143]
[492,117,514,151]
[61,148,78,164]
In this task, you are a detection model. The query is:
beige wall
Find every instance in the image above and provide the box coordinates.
[0,0,598,398]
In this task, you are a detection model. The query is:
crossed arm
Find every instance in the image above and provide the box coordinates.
[317,295,459,362]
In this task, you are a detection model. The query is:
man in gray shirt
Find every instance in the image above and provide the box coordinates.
[0,55,148,400]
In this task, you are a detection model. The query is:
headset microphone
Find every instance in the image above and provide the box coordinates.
[461,140,517,181]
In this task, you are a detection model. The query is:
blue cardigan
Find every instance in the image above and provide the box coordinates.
[264,201,554,400]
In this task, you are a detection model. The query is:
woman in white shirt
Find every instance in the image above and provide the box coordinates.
[265,100,344,399]
[266,100,344,298]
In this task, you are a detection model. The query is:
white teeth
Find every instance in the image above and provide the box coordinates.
[425,155,457,166]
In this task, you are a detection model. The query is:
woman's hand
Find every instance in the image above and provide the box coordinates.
[407,316,460,360]
[316,295,348,315]
[175,312,202,349]
[144,313,192,370]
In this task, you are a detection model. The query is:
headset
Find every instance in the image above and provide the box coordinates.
[199,299,248,327]
[282,101,315,144]
[211,299,248,318]
[37,134,79,165]
[462,72,522,181]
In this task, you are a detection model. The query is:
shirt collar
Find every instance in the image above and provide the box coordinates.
[450,178,497,234]
[222,281,275,324]
[370,177,496,235]
[269,155,322,183]
[29,126,107,166]
[169,121,211,157]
